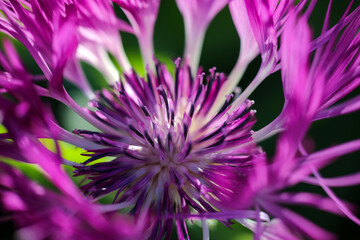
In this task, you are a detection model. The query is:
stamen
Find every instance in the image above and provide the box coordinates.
[129,125,144,139]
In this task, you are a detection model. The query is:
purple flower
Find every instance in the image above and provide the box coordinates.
[73,62,263,238]
[0,0,360,239]
[0,37,265,238]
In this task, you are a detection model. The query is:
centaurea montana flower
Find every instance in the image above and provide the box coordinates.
[73,61,262,238]
[0,0,360,239]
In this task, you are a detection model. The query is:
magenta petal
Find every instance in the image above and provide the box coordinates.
[51,3,79,92]
[113,0,160,69]
[312,167,360,226]
[177,0,229,74]
[244,0,277,61]
[290,139,360,184]
[229,0,259,61]
[273,10,321,179]
[268,192,354,217]
[315,93,360,120]
[304,172,360,187]
[280,11,311,104]
[77,0,133,76]
[261,201,336,240]
[0,163,143,239]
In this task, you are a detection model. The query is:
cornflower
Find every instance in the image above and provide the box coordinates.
[0,0,359,239]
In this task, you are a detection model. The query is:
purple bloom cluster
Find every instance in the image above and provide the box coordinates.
[0,0,359,239]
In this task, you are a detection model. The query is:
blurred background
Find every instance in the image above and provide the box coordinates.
[1,0,360,239]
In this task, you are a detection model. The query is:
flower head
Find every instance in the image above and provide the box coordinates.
[74,60,262,237]
[0,0,360,239]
